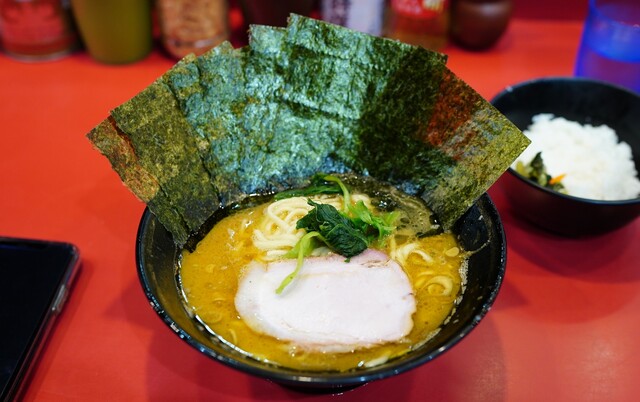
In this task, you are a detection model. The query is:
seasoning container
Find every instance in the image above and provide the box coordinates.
[70,0,153,64]
[0,0,79,61]
[157,0,229,59]
[383,0,450,50]
[321,0,385,36]
[450,0,512,50]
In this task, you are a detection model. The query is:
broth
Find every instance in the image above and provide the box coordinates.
[179,177,467,371]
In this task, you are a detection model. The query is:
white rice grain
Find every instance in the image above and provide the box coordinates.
[513,114,640,200]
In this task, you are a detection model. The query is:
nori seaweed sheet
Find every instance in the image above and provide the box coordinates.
[417,69,531,226]
[242,25,350,187]
[109,77,219,237]
[285,14,447,70]
[281,15,527,227]
[87,117,190,245]
[87,14,529,245]
[87,117,160,203]
[162,54,206,138]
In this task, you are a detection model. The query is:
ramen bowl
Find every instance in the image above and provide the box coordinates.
[136,192,506,391]
[491,77,640,237]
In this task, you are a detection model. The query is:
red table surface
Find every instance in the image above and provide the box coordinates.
[2,16,640,402]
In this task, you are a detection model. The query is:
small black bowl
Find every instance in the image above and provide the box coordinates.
[136,193,506,391]
[491,77,640,236]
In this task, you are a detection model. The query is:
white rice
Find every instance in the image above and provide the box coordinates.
[512,114,640,201]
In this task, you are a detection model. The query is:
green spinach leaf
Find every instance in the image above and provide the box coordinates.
[274,173,343,200]
[275,175,400,293]
[296,200,369,258]
[349,200,398,242]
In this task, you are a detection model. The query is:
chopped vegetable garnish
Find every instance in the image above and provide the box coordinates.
[274,173,344,201]
[515,152,566,193]
[277,231,323,294]
[549,174,566,186]
[276,174,398,293]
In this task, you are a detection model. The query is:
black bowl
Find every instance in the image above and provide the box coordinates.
[491,77,640,236]
[136,193,506,391]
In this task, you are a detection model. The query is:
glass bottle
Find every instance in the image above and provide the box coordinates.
[0,0,79,61]
[383,0,450,51]
[70,0,153,64]
[321,0,385,36]
[157,0,229,59]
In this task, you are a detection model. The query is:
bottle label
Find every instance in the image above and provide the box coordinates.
[391,0,448,18]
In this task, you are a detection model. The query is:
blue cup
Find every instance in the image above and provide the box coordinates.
[575,0,640,93]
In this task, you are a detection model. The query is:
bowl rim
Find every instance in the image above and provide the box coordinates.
[492,75,640,101]
[135,193,507,388]
[492,76,640,206]
[505,168,640,206]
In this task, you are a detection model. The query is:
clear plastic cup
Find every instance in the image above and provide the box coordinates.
[574,0,640,93]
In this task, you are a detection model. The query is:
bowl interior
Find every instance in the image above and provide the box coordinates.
[491,77,640,177]
[136,193,506,389]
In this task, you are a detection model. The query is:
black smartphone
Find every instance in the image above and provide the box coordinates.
[0,237,80,402]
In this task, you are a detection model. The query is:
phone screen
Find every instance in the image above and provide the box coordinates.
[0,238,80,401]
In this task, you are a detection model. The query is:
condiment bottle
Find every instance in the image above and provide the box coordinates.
[157,0,229,59]
[450,0,512,50]
[321,0,385,36]
[0,0,79,61]
[70,0,153,64]
[383,0,450,51]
